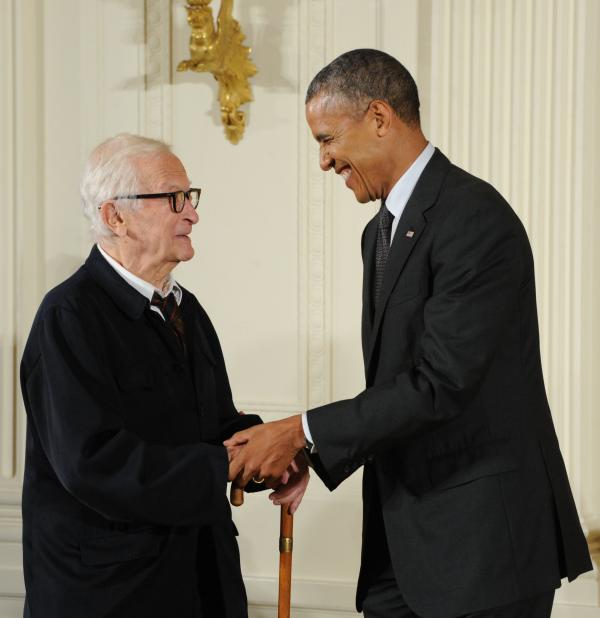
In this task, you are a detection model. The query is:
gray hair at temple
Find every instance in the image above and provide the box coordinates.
[305,49,421,126]
[80,133,172,240]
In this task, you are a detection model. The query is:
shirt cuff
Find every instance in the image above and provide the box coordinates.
[302,412,318,454]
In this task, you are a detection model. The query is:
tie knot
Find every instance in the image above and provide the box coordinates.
[150,292,186,352]
[379,201,393,231]
[151,292,177,320]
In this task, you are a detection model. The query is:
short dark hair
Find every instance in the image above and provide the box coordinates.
[305,49,420,125]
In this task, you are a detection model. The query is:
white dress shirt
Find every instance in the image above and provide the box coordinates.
[97,244,182,319]
[386,142,435,243]
[301,142,436,449]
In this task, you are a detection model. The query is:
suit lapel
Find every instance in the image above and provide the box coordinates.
[364,149,452,379]
[361,216,378,364]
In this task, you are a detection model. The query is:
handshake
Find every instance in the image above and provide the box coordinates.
[224,414,310,514]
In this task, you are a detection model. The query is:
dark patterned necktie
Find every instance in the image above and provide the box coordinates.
[374,200,394,306]
[151,292,186,351]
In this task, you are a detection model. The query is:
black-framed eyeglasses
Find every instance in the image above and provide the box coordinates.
[108,188,202,213]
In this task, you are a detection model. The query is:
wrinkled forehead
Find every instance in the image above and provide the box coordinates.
[135,152,190,192]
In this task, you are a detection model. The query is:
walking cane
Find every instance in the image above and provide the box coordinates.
[278,505,293,618]
[229,485,294,617]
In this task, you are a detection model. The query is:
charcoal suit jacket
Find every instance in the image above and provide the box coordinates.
[307,149,592,617]
[20,245,261,618]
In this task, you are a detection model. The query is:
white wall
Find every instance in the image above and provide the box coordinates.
[0,0,599,616]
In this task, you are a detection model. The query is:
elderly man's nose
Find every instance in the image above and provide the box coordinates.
[182,197,199,223]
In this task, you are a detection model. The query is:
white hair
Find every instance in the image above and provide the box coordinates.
[80,133,173,240]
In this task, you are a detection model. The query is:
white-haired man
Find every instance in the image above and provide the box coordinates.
[20,134,308,618]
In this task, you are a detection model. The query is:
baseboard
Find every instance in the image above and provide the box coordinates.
[249,606,356,618]
[1,569,597,617]
[0,596,24,618]
[246,572,600,617]
[555,569,600,607]
[245,575,356,612]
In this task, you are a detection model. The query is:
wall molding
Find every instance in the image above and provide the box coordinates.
[300,0,332,410]
[144,0,172,142]
[0,3,45,611]
[0,0,16,482]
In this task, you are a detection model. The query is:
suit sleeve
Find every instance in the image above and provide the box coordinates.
[22,305,232,527]
[307,194,526,489]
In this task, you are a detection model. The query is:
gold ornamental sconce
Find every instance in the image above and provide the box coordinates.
[177,0,257,145]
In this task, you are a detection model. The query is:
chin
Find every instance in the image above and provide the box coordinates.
[349,183,371,204]
[179,247,195,262]
[175,236,195,261]
[353,192,371,204]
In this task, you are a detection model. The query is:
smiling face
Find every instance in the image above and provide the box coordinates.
[101,152,199,287]
[306,94,388,203]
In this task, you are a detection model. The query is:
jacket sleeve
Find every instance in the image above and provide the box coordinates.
[21,304,231,527]
[306,194,527,489]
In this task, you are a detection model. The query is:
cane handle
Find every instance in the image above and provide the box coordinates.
[230,484,244,506]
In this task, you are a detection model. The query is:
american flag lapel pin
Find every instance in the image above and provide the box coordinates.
[406,230,415,238]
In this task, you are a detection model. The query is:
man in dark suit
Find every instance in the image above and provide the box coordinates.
[225,49,592,617]
[20,133,308,618]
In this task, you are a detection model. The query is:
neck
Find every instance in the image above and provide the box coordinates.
[381,127,428,199]
[99,241,174,291]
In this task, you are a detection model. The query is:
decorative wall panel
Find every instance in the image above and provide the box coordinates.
[426,0,597,526]
[0,0,16,484]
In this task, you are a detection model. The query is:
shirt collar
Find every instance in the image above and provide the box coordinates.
[385,142,436,219]
[97,244,182,305]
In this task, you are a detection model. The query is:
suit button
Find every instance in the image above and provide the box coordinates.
[366,455,374,463]
[343,464,351,474]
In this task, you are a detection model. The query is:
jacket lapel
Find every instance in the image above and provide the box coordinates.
[364,149,452,379]
[361,216,378,364]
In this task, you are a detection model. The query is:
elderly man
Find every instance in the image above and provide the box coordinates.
[226,49,592,617]
[20,134,308,618]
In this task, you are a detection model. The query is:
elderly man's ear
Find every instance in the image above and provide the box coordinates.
[99,202,127,237]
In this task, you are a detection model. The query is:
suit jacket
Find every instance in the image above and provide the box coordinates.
[20,245,261,618]
[307,150,592,617]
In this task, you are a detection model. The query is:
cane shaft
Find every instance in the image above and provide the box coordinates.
[278,506,293,618]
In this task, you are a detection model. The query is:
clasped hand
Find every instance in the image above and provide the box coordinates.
[224,415,309,514]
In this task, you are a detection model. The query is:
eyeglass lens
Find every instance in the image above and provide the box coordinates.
[174,189,201,212]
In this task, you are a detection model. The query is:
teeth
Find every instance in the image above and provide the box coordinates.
[341,168,351,180]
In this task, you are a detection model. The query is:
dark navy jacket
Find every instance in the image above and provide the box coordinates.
[20,245,260,618]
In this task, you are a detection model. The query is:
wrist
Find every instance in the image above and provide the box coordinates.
[291,414,307,450]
